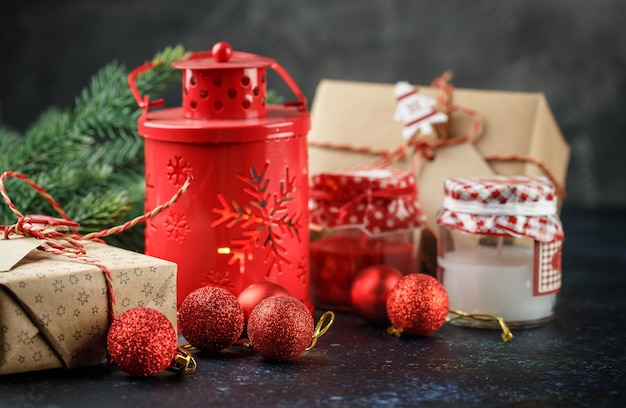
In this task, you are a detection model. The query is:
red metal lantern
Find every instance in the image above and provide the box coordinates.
[128,42,311,311]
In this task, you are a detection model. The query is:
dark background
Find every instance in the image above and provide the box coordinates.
[1,0,624,210]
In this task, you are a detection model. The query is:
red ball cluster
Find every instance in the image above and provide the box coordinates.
[177,282,315,361]
[349,266,449,336]
[106,270,450,376]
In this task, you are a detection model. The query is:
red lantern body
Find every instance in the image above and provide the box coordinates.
[129,42,311,310]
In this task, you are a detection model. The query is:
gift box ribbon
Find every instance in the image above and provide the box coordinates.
[0,170,192,322]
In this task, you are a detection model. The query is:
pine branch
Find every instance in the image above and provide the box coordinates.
[266,89,284,105]
[0,45,187,252]
[73,62,138,142]
[64,189,132,232]
[1,43,280,252]
[0,123,21,151]
[135,45,189,93]
[79,136,145,177]
[0,161,113,222]
[1,108,86,175]
[101,177,145,251]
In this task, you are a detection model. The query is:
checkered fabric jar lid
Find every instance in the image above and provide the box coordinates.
[309,167,426,236]
[436,176,564,242]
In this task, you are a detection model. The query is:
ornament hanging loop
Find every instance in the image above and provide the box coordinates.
[306,311,335,351]
[166,346,198,374]
[0,170,193,323]
[386,325,404,337]
[447,309,514,343]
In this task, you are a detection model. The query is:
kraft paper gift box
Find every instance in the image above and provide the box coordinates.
[307,79,570,272]
[0,238,177,375]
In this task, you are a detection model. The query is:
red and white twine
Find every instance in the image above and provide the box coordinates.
[0,170,192,323]
[308,72,566,200]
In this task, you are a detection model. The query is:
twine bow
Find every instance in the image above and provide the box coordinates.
[0,170,192,323]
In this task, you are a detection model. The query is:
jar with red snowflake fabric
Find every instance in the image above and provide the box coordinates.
[436,176,565,329]
[309,167,427,312]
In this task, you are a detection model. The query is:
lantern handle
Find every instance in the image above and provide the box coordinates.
[127,61,166,111]
[270,61,307,111]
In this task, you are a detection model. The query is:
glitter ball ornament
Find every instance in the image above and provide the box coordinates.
[247,295,314,361]
[107,307,178,377]
[386,273,449,337]
[351,265,404,325]
[178,285,245,352]
[238,282,290,322]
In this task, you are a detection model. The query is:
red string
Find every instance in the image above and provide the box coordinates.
[309,71,483,169]
[0,170,193,323]
[484,154,566,200]
[308,72,565,199]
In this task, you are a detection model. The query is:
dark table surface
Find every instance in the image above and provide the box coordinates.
[1,207,625,408]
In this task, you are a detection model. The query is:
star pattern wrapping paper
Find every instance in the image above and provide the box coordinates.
[0,241,177,375]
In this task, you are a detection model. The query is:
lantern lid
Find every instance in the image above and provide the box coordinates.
[138,105,309,144]
[171,42,275,70]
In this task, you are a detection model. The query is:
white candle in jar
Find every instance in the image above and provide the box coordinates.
[438,245,556,323]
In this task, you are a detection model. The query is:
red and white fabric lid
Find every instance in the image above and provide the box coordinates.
[309,167,426,236]
[436,176,564,242]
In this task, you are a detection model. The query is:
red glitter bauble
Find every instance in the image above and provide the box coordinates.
[351,265,403,325]
[178,286,245,352]
[238,282,290,323]
[107,307,177,377]
[386,273,449,336]
[247,295,314,361]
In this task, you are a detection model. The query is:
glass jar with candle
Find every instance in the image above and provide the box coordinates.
[437,176,564,329]
[309,167,426,312]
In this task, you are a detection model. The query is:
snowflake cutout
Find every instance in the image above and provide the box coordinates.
[164,211,191,243]
[166,155,193,186]
[211,162,303,277]
[296,256,308,285]
[200,268,234,292]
